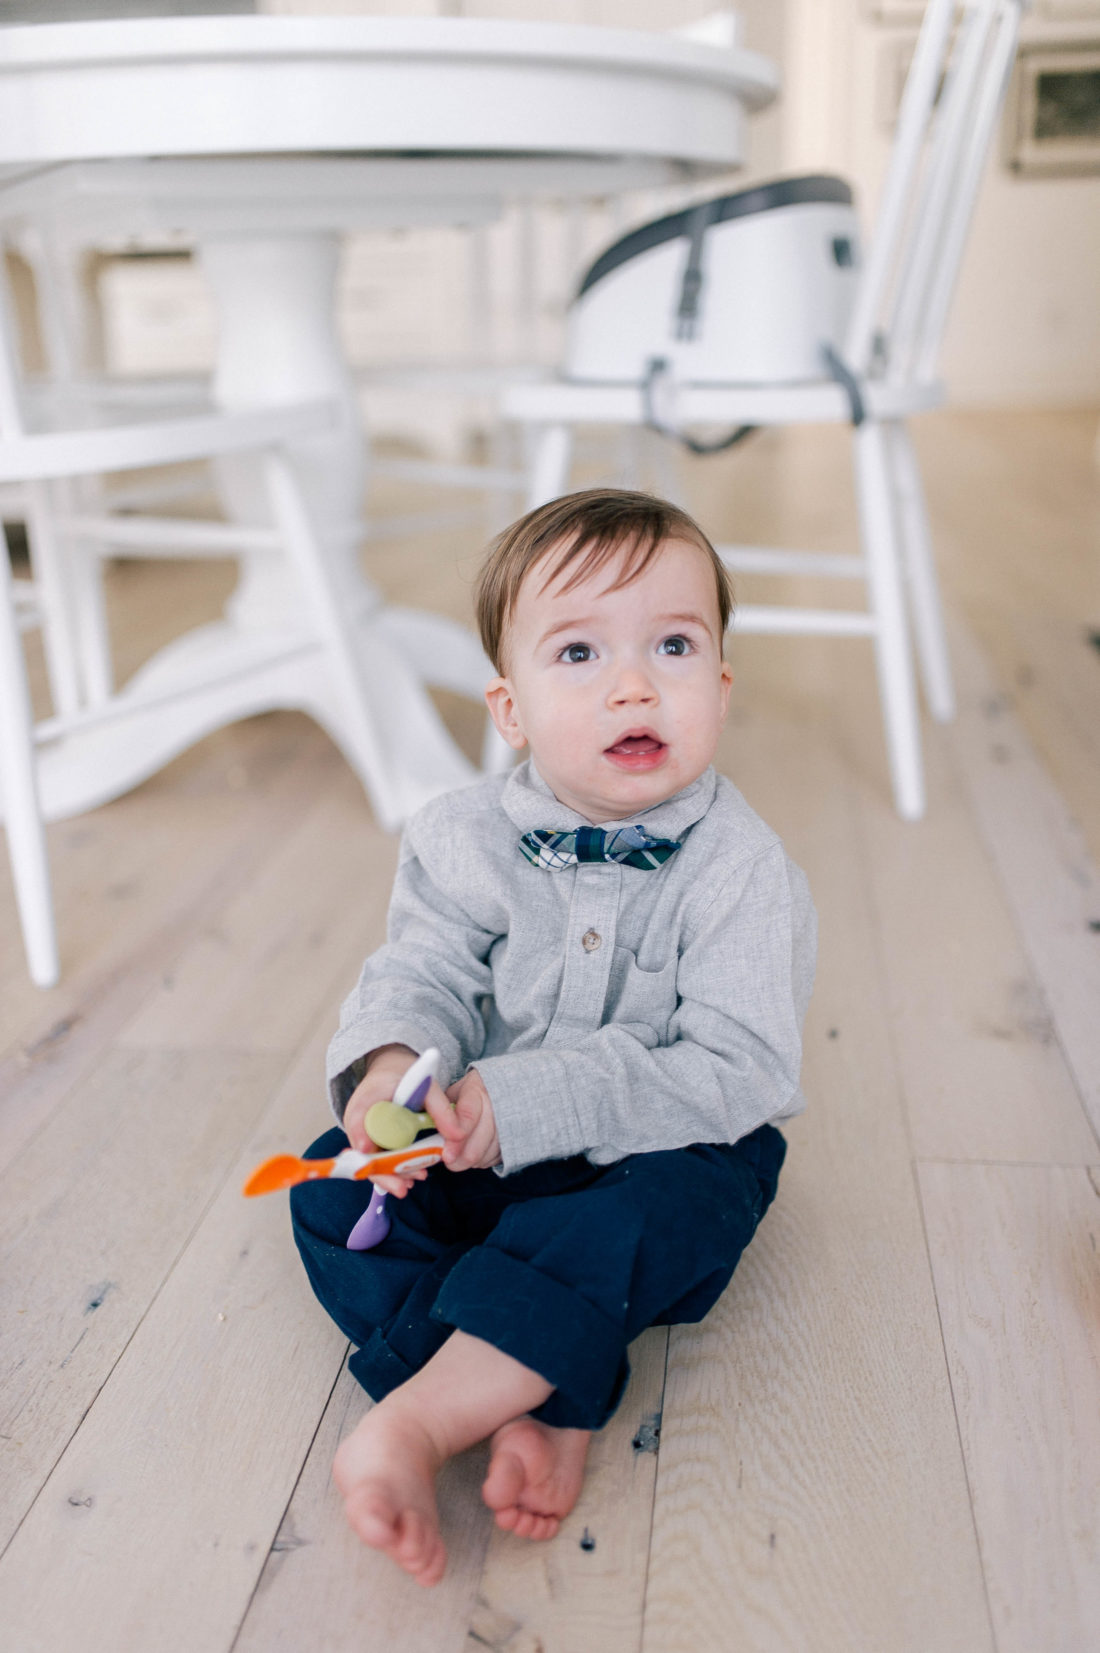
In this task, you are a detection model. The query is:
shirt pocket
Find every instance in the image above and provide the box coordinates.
[607,946,679,1045]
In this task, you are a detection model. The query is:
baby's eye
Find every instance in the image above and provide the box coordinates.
[559,642,594,664]
[657,635,692,656]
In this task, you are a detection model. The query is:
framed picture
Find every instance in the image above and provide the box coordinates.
[1008,43,1100,174]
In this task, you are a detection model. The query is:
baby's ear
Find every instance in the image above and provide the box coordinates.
[485,677,528,750]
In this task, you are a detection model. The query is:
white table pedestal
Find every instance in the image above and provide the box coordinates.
[202,231,501,818]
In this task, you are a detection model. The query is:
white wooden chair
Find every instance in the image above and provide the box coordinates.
[0,294,395,989]
[502,0,1027,820]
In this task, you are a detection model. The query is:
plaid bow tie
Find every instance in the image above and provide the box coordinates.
[519,824,681,871]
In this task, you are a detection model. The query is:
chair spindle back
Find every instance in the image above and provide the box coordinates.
[0,255,29,440]
[844,0,1026,386]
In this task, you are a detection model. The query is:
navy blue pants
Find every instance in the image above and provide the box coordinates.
[290,1123,785,1431]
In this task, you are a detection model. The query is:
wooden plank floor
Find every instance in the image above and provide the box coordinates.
[1,410,1098,1653]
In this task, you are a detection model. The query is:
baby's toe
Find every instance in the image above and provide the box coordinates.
[394,1509,429,1566]
[397,1512,446,1586]
[416,1539,448,1588]
[482,1449,525,1514]
[345,1485,397,1549]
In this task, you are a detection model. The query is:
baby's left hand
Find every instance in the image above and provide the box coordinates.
[427,1068,500,1172]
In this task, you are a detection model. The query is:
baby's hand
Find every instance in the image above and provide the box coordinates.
[343,1044,449,1199]
[430,1068,500,1172]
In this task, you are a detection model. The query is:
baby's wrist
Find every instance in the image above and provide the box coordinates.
[364,1042,418,1075]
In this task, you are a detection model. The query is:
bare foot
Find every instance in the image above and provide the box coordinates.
[333,1403,448,1586]
[481,1417,591,1540]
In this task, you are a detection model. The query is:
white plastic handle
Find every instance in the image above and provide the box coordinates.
[392,1047,441,1110]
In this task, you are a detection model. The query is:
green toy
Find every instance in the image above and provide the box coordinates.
[364,1099,437,1150]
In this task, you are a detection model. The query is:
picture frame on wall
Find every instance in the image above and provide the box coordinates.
[1008,43,1100,174]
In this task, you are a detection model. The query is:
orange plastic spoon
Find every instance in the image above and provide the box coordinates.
[242,1136,445,1197]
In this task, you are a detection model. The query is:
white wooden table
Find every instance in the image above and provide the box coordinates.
[0,15,777,824]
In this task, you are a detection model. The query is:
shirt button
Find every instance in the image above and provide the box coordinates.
[581,929,602,952]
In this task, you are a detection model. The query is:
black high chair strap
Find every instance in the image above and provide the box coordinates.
[820,343,867,426]
[641,357,757,456]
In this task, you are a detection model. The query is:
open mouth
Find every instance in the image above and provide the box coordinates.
[604,731,668,770]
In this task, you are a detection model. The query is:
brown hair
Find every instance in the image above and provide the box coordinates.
[475,488,734,673]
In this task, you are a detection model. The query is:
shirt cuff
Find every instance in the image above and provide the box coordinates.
[472,1049,590,1175]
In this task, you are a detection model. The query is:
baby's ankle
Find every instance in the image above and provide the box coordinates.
[337,1396,447,1482]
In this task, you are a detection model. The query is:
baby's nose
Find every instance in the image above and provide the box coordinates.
[609,665,658,703]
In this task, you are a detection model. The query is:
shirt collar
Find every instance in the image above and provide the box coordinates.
[500,758,717,842]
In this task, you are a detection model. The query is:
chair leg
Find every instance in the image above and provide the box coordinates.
[23,480,84,718]
[0,528,59,987]
[67,477,115,705]
[852,420,926,821]
[29,477,114,710]
[524,423,573,511]
[886,421,956,723]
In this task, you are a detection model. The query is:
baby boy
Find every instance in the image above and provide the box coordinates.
[291,487,816,1585]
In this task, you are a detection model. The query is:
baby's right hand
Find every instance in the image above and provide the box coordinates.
[343,1044,449,1198]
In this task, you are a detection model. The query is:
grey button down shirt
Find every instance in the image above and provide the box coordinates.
[328,760,816,1177]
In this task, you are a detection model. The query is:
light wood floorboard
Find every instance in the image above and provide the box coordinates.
[919,1161,1100,1653]
[0,718,339,1173]
[0,1017,351,1653]
[834,648,1097,1165]
[941,613,1100,1141]
[0,1046,286,1549]
[1,411,1097,1652]
[117,763,396,1056]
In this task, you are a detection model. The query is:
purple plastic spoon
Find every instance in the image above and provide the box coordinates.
[346,1048,440,1251]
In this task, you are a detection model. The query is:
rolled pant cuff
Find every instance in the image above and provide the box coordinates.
[348,1328,420,1403]
[430,1247,625,1430]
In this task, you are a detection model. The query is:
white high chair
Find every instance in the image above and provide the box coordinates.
[502,0,1028,821]
[0,285,395,989]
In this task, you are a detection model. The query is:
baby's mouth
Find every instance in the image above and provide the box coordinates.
[604,732,667,769]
